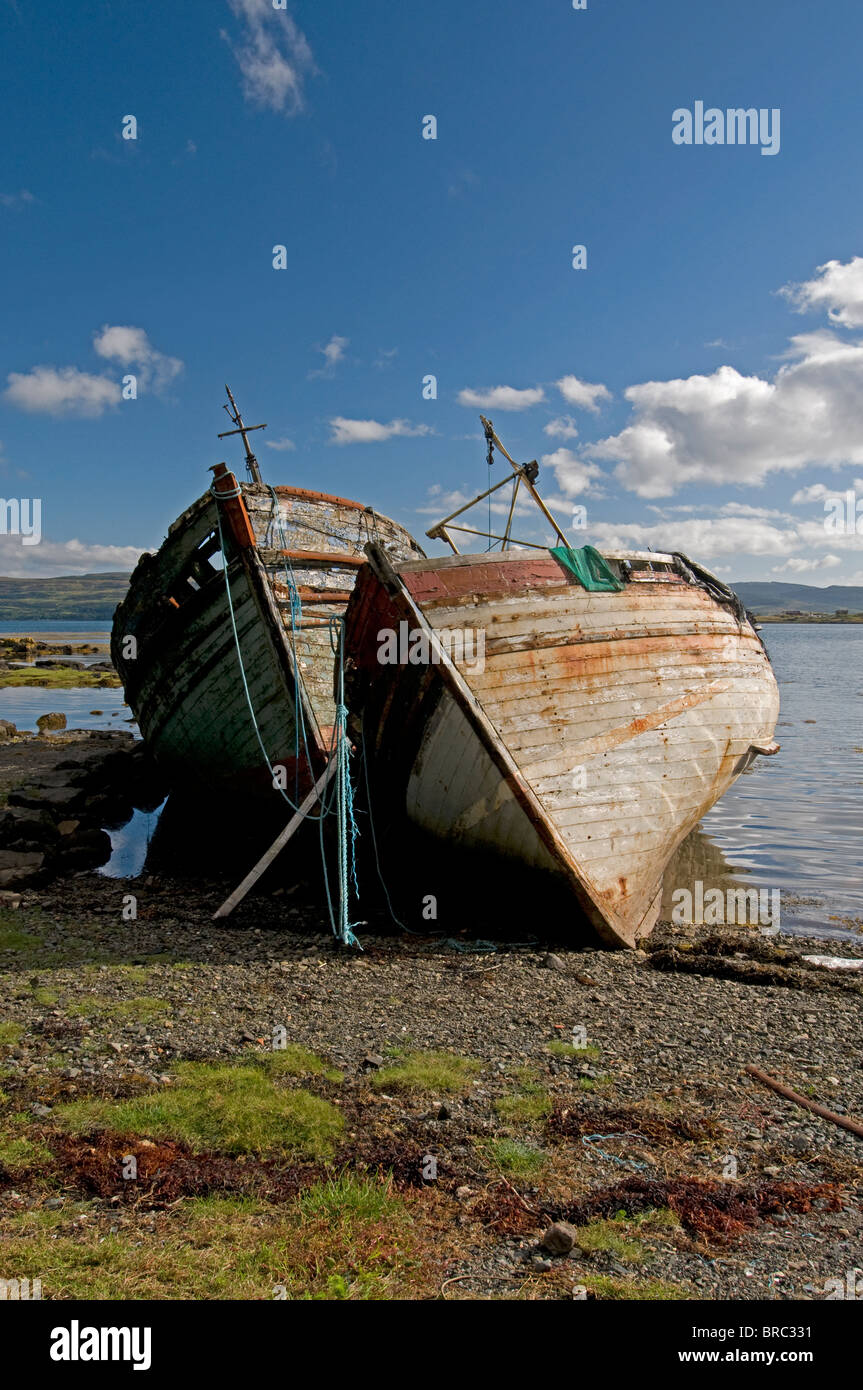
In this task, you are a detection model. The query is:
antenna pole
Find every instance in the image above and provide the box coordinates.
[218,385,267,484]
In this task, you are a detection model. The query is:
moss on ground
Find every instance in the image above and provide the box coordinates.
[0,1189,432,1300]
[371,1050,482,1094]
[55,1059,345,1160]
[0,666,120,689]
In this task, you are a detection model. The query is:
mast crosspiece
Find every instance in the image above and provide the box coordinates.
[218,384,267,484]
[426,415,571,554]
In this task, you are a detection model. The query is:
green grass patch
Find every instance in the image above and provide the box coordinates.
[576,1074,614,1092]
[483,1138,549,1180]
[297,1171,399,1224]
[546,1040,602,1060]
[573,1218,648,1264]
[0,922,40,953]
[112,965,153,986]
[55,1059,344,1160]
[0,1021,24,1048]
[371,1050,481,1094]
[31,986,59,1007]
[0,1191,430,1301]
[261,1046,342,1083]
[0,1110,54,1177]
[494,1086,552,1125]
[0,1133,54,1178]
[67,996,171,1024]
[0,666,120,688]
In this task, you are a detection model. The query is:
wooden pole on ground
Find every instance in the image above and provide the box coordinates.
[212,760,337,919]
[746,1064,863,1139]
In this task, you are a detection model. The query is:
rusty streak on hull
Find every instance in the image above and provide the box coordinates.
[342,545,780,948]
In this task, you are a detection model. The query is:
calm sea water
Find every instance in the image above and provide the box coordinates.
[0,620,112,668]
[692,623,863,938]
[0,623,129,732]
[0,620,860,934]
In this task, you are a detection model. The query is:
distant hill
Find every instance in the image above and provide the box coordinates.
[1,571,860,622]
[731,581,863,614]
[0,572,129,621]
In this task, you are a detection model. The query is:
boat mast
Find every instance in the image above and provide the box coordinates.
[218,384,267,484]
[426,415,571,553]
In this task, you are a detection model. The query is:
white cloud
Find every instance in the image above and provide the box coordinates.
[584,517,803,561]
[0,189,35,210]
[4,366,120,417]
[718,502,791,520]
[417,487,470,516]
[582,513,863,564]
[541,447,604,497]
[418,485,542,523]
[329,417,432,445]
[575,260,863,497]
[543,415,579,441]
[791,482,832,504]
[374,347,398,369]
[93,324,183,391]
[792,478,863,503]
[588,332,863,498]
[556,375,611,412]
[771,555,842,574]
[309,334,349,377]
[223,0,315,115]
[781,257,863,329]
[264,436,296,452]
[0,534,146,578]
[457,385,545,411]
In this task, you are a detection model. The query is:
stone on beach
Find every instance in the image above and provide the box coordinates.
[36,712,67,733]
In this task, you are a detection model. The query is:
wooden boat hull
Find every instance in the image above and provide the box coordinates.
[342,546,780,947]
[111,480,422,805]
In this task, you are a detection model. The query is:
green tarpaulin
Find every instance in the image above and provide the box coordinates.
[550,544,624,592]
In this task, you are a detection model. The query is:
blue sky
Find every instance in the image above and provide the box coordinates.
[2,0,863,583]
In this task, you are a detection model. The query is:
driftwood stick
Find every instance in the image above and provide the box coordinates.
[212,760,337,919]
[746,1065,863,1139]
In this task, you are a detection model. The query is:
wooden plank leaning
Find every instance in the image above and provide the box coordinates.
[212,758,338,919]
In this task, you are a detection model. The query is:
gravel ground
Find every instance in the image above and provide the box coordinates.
[1,862,861,1301]
[1,732,861,1301]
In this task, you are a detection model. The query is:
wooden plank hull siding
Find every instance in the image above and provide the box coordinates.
[110,483,423,803]
[342,547,780,949]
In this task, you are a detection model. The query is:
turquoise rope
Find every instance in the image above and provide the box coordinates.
[212,484,361,947]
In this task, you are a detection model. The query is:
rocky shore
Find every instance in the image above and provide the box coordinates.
[0,636,119,689]
[0,732,861,1301]
[0,730,165,890]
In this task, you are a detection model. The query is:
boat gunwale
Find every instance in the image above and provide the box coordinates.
[393,547,680,573]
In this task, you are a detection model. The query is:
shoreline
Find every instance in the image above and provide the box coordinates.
[0,731,861,1301]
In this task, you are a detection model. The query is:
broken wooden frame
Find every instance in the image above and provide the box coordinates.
[426,415,572,554]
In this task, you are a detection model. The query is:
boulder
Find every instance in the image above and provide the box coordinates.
[540,1222,578,1255]
[36,712,67,733]
[51,829,112,872]
[0,850,45,888]
[9,783,86,811]
[0,719,17,741]
[0,806,58,849]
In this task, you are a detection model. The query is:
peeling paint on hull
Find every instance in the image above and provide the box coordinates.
[111,482,423,805]
[342,546,780,948]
